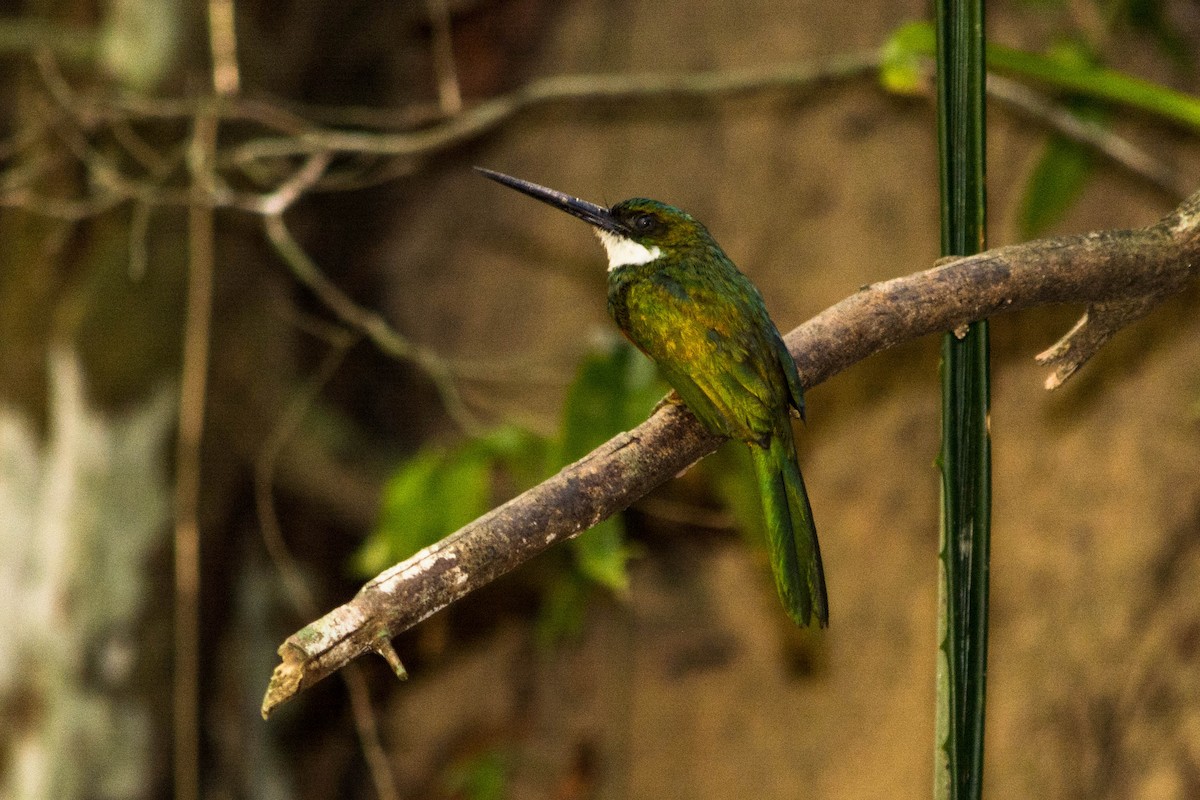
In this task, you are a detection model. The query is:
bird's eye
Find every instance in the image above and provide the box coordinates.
[633,213,657,233]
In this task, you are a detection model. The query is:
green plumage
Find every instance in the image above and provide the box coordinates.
[476,170,829,627]
[605,199,828,628]
[750,432,827,628]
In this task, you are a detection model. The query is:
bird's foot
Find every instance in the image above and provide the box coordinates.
[651,390,684,415]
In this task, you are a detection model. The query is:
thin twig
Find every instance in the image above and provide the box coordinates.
[174,100,219,800]
[208,0,241,96]
[34,49,132,179]
[261,211,486,434]
[128,200,151,281]
[987,74,1190,199]
[0,189,125,219]
[249,152,330,216]
[223,52,883,166]
[251,333,402,800]
[109,117,178,178]
[171,6,237,791]
[425,0,462,116]
[266,97,447,131]
[255,335,355,611]
[0,18,96,61]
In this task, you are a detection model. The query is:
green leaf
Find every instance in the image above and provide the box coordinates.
[354,446,490,575]
[466,423,552,487]
[879,21,934,95]
[706,440,766,545]
[535,568,592,647]
[354,424,549,576]
[571,518,630,592]
[442,750,510,800]
[557,338,666,592]
[1017,43,1105,239]
[558,338,664,463]
[884,20,1200,130]
[1019,135,1093,238]
[1017,129,1096,238]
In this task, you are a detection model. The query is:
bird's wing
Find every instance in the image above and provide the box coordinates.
[773,329,806,420]
[622,266,790,443]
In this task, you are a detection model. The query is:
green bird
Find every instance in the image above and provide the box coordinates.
[478,168,828,627]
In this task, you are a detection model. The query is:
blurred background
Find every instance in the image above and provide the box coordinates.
[2,0,1200,798]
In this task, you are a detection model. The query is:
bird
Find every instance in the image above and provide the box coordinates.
[477,167,828,628]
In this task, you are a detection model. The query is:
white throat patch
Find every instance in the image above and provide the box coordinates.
[595,229,661,272]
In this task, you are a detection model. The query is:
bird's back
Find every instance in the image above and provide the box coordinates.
[607,250,801,445]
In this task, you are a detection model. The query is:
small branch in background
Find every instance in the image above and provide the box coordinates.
[261,188,1200,716]
[33,49,128,171]
[0,17,96,62]
[222,51,884,166]
[175,1,240,795]
[255,337,354,615]
[127,200,151,281]
[207,0,241,97]
[109,116,178,177]
[260,211,484,434]
[987,74,1191,200]
[174,101,219,800]
[425,0,462,116]
[249,152,331,215]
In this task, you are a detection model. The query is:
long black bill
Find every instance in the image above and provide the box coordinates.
[475,167,622,234]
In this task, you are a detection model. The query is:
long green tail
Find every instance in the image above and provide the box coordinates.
[750,433,829,628]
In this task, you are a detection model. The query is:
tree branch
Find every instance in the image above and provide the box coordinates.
[259,189,1200,718]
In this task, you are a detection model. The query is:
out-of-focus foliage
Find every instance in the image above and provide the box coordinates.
[351,424,546,577]
[1017,42,1105,238]
[441,749,511,800]
[878,21,934,95]
[557,339,664,592]
[706,439,769,547]
[534,568,594,646]
[881,20,1200,129]
[99,0,183,90]
[1116,0,1194,68]
[881,18,1200,238]
[357,338,666,599]
[1019,130,1097,237]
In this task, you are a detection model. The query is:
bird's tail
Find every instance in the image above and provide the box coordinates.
[750,432,829,628]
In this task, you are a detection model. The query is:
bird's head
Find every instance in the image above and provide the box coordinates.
[476,168,716,272]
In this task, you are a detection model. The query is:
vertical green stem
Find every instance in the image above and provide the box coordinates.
[934,0,991,799]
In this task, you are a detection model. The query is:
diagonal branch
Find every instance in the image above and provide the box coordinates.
[262,190,1200,718]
